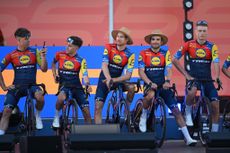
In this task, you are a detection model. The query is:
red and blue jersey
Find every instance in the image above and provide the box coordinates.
[174,40,219,79]
[0,47,42,85]
[100,44,134,78]
[223,54,230,69]
[138,46,172,86]
[53,51,88,86]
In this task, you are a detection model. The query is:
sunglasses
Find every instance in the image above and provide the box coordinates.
[196,20,208,26]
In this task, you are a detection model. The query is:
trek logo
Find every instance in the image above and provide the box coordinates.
[196,49,206,58]
[151,57,161,66]
[113,55,122,64]
[64,60,74,70]
[19,55,30,64]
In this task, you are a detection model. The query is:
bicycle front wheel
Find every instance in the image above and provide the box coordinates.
[149,97,166,148]
[198,97,212,145]
[119,100,131,132]
[105,97,118,123]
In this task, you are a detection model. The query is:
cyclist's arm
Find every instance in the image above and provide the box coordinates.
[81,58,90,85]
[212,44,220,80]
[172,43,192,80]
[36,48,48,72]
[102,48,112,80]
[0,54,11,90]
[165,50,172,81]
[52,53,59,81]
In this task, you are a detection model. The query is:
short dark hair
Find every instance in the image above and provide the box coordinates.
[67,36,83,48]
[196,20,208,27]
[14,27,31,38]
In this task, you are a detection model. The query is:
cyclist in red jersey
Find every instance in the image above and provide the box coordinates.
[94,27,135,124]
[138,30,197,146]
[52,36,92,127]
[173,20,221,132]
[0,28,47,135]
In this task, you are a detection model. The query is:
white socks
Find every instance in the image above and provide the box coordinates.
[211,123,219,132]
[181,126,193,141]
[0,129,5,135]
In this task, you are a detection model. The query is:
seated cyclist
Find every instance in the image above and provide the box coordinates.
[94,27,135,124]
[0,28,48,135]
[138,30,197,146]
[52,36,92,128]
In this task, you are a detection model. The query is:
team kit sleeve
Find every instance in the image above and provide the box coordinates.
[126,53,135,73]
[102,48,109,63]
[138,52,145,69]
[223,55,230,69]
[211,44,220,63]
[174,42,189,60]
[0,53,11,72]
[164,50,173,76]
[81,58,89,77]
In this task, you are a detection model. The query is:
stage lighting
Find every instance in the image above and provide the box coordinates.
[184,20,193,42]
[183,0,193,11]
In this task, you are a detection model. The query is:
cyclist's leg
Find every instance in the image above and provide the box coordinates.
[123,83,135,107]
[0,89,20,135]
[161,89,197,146]
[204,82,219,132]
[139,86,155,132]
[73,88,91,124]
[33,87,45,129]
[94,78,109,124]
[184,80,198,126]
[52,88,67,128]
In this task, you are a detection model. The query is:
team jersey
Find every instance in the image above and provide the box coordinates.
[138,47,172,86]
[174,40,219,79]
[100,43,135,78]
[0,47,42,85]
[53,51,88,86]
[223,54,230,69]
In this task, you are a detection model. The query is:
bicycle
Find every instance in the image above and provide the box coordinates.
[105,80,140,132]
[14,83,47,136]
[183,79,222,145]
[131,83,177,148]
[53,82,90,144]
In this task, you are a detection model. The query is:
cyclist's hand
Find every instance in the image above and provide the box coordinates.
[40,48,47,58]
[163,82,170,90]
[4,85,15,91]
[185,74,194,81]
[86,85,92,93]
[150,83,158,90]
[103,78,113,90]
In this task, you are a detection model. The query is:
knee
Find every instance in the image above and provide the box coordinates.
[127,84,135,92]
[35,92,44,102]
[172,107,181,117]
[95,101,103,113]
[2,108,12,118]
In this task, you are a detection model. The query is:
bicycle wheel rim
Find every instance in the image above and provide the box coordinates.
[71,100,78,134]
[152,98,166,148]
[119,101,131,132]
[198,97,212,145]
[106,98,117,123]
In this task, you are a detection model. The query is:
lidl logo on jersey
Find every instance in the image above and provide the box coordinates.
[196,49,206,58]
[64,61,74,70]
[113,55,122,64]
[151,57,161,66]
[19,55,30,64]
[227,56,230,61]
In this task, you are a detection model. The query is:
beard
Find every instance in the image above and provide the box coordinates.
[151,44,160,50]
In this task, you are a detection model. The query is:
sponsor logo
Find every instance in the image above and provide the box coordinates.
[151,57,161,66]
[113,55,122,64]
[196,49,206,58]
[64,61,74,70]
[19,55,30,64]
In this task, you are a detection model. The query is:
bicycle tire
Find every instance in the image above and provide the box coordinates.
[223,101,230,130]
[149,97,166,148]
[198,97,212,145]
[119,100,131,132]
[27,99,35,136]
[132,99,143,132]
[106,97,118,123]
